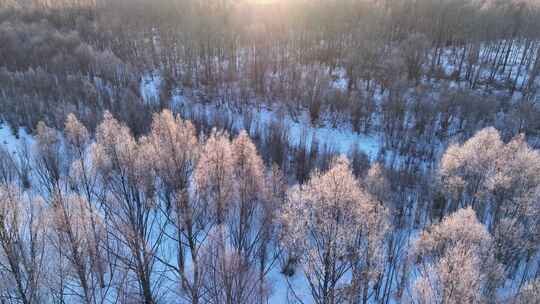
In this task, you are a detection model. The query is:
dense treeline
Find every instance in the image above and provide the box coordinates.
[1,111,540,303]
[2,0,540,183]
[1,0,540,137]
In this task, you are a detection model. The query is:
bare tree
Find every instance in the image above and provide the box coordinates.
[48,193,107,304]
[194,129,234,227]
[92,112,163,304]
[0,185,48,304]
[408,207,503,304]
[439,128,540,275]
[143,110,204,304]
[64,113,111,296]
[229,131,273,303]
[281,156,389,304]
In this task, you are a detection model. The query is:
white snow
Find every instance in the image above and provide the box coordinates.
[173,93,381,159]
[0,123,34,155]
[140,73,162,105]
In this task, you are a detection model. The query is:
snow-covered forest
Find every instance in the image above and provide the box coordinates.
[1,0,540,303]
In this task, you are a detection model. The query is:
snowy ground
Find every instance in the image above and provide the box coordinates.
[0,123,33,155]
[141,73,162,106]
[142,74,382,160]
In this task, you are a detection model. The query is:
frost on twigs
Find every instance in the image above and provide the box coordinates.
[194,129,234,225]
[280,155,389,303]
[409,207,503,304]
[438,127,540,269]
